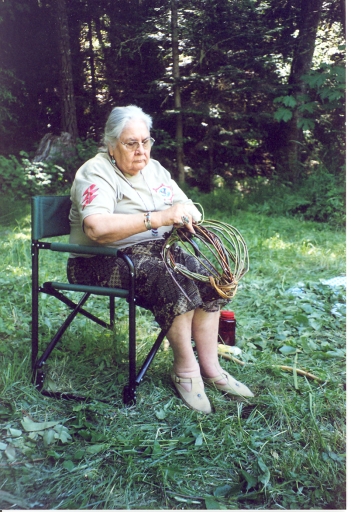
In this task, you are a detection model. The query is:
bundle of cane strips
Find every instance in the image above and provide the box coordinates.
[162,208,249,300]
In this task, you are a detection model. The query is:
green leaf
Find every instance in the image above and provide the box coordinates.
[195,433,203,446]
[298,102,317,114]
[297,118,315,130]
[293,314,309,326]
[7,428,22,438]
[308,318,321,330]
[241,469,258,491]
[274,108,293,122]
[281,95,297,107]
[54,424,72,443]
[47,450,62,459]
[43,429,56,446]
[214,484,233,497]
[155,408,167,420]
[152,440,162,456]
[205,497,226,509]
[0,405,13,420]
[257,457,270,486]
[5,444,16,462]
[279,345,297,355]
[325,350,345,358]
[86,444,106,455]
[63,459,75,472]
[21,417,61,432]
[273,95,296,107]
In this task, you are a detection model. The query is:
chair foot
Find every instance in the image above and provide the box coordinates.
[33,367,45,391]
[123,385,136,405]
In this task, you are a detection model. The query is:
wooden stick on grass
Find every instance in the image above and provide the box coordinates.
[219,352,324,383]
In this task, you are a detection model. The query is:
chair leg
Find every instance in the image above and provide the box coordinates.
[31,241,39,370]
[136,329,166,385]
[32,293,91,391]
[109,296,115,328]
[123,330,166,405]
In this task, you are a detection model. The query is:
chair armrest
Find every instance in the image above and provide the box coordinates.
[50,242,122,257]
[49,242,135,281]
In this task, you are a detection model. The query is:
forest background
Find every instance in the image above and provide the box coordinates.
[0,0,346,224]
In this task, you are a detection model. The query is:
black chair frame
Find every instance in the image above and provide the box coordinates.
[31,195,166,405]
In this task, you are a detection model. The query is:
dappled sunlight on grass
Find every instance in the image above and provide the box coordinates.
[13,232,30,240]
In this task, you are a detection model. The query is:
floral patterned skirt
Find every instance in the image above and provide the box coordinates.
[67,240,228,332]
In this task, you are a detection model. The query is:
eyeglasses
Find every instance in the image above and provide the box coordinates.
[119,137,155,152]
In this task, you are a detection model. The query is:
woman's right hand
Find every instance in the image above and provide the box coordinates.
[157,203,195,233]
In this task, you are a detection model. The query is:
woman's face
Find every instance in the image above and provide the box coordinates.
[110,119,151,176]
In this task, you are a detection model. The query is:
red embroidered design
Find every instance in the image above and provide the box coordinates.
[153,184,173,204]
[82,184,99,210]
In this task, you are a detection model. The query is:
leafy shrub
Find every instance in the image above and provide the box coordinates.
[49,137,99,181]
[0,153,70,199]
[185,165,345,228]
[0,154,28,198]
[287,166,345,225]
[243,167,345,226]
[0,138,99,199]
[183,183,243,218]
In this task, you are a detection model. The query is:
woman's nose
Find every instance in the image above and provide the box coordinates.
[135,143,146,153]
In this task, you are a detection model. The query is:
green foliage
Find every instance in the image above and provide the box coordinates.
[274,59,345,126]
[0,138,99,199]
[0,153,69,199]
[46,137,100,182]
[273,56,345,174]
[0,69,19,132]
[0,0,346,189]
[243,167,345,226]
[185,162,345,227]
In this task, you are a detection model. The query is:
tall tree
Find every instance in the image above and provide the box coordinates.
[171,0,185,183]
[284,0,323,182]
[56,0,78,139]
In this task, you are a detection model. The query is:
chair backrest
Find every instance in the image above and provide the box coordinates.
[32,195,71,240]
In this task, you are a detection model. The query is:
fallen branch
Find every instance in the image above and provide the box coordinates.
[218,352,324,383]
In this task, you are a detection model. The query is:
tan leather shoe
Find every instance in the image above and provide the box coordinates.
[202,370,254,398]
[171,372,212,414]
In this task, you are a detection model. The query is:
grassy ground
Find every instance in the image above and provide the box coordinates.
[0,198,346,510]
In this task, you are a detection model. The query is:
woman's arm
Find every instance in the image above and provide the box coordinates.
[83,203,195,244]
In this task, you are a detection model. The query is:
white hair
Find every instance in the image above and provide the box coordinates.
[103,105,153,150]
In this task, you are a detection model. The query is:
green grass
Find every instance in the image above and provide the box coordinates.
[0,199,346,510]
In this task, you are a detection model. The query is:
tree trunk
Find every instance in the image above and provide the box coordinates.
[56,0,78,140]
[339,0,346,39]
[171,0,185,184]
[284,0,323,183]
[87,18,98,119]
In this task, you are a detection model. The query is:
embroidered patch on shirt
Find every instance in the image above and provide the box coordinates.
[153,184,173,205]
[82,184,99,210]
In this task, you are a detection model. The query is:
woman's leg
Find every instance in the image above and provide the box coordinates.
[166,310,200,392]
[191,308,227,383]
[192,308,254,396]
[166,308,226,388]
[166,310,213,413]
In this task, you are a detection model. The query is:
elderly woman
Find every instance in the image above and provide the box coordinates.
[68,105,253,413]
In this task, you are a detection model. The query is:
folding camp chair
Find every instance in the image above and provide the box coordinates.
[31,195,166,405]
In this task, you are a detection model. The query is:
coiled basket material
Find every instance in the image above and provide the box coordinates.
[162,220,249,300]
